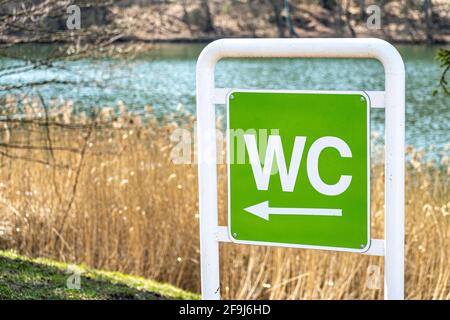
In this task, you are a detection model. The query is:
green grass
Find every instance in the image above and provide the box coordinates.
[0,250,199,300]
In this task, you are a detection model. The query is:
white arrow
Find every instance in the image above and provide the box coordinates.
[244,201,342,221]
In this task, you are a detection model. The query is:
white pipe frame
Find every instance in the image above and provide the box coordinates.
[196,38,405,300]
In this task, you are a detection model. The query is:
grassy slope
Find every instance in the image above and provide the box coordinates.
[0,250,199,300]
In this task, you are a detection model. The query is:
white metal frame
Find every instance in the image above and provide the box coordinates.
[225,89,372,253]
[196,38,405,300]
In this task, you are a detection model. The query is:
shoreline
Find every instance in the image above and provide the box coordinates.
[2,34,449,47]
[117,35,450,46]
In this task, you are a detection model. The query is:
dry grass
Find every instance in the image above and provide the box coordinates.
[0,96,448,300]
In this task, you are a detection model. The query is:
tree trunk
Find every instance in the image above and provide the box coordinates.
[284,0,298,37]
[269,0,285,37]
[335,0,343,36]
[359,0,366,21]
[423,0,433,44]
[345,0,356,37]
[200,0,215,33]
[181,0,192,34]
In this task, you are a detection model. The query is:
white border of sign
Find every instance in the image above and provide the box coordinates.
[196,38,405,300]
[226,89,371,253]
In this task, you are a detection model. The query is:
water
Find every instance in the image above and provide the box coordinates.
[0,43,448,155]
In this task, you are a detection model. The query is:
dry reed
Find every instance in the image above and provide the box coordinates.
[0,95,448,299]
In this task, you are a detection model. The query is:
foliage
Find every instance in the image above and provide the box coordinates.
[433,48,450,95]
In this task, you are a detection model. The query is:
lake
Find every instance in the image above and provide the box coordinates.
[0,43,449,158]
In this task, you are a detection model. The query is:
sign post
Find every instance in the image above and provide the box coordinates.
[196,38,405,300]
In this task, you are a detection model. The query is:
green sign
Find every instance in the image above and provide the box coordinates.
[227,91,370,252]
